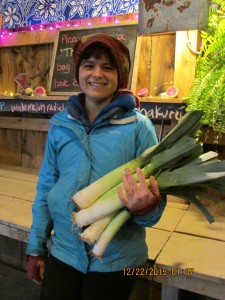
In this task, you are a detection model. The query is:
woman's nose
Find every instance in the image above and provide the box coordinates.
[92,66,103,77]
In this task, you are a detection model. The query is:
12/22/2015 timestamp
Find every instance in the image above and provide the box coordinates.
[123,267,194,277]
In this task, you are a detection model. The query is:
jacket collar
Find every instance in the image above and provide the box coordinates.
[67,92,137,126]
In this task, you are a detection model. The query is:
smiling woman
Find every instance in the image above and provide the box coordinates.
[26,33,165,300]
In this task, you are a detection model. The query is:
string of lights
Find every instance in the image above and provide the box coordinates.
[0,13,138,41]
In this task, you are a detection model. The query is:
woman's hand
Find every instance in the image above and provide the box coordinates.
[117,167,161,215]
[27,255,46,285]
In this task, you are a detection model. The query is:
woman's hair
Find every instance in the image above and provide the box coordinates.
[79,42,118,69]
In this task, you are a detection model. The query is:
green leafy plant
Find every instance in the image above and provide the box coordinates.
[186,1,225,133]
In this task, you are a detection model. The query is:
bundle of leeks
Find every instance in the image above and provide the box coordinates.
[71,111,225,258]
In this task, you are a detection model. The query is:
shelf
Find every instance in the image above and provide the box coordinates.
[0,96,186,120]
[139,96,186,104]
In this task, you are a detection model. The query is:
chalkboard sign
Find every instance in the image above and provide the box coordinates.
[0,98,186,119]
[48,22,138,95]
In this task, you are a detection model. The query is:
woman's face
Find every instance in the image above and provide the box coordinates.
[78,54,118,106]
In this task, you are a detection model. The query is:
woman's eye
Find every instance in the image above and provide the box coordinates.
[83,64,93,69]
[104,65,114,71]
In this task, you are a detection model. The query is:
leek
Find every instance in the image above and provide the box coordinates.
[72,111,204,209]
[156,161,225,189]
[71,110,225,258]
[91,209,131,258]
[73,193,123,227]
[72,135,203,227]
[79,212,117,245]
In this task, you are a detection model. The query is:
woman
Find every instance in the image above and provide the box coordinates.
[26,33,166,300]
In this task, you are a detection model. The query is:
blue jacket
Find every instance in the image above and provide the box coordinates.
[26,92,166,273]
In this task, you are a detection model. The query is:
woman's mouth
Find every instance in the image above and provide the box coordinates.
[89,82,106,87]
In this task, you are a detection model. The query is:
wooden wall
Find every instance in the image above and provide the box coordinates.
[0,24,200,169]
[0,116,49,168]
[0,25,200,97]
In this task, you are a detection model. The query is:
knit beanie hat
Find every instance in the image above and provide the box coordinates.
[73,33,131,90]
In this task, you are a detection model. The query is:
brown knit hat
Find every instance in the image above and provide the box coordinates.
[73,33,131,90]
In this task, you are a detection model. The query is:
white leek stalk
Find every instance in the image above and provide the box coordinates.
[73,193,123,227]
[91,209,131,258]
[72,148,155,209]
[80,212,117,245]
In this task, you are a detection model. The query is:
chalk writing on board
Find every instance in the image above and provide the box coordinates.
[0,102,5,110]
[9,102,65,114]
[49,23,138,95]
[140,105,186,121]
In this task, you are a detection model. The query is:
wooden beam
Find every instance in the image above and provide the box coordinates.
[0,29,57,48]
[174,30,200,97]
[0,117,50,131]
[0,222,30,243]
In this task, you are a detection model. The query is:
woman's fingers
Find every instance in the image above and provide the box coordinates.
[149,176,160,197]
[117,168,161,214]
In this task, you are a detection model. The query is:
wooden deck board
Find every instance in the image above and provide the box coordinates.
[0,177,36,201]
[153,205,188,232]
[0,195,32,229]
[175,201,225,242]
[0,164,37,241]
[0,164,38,182]
[156,232,225,282]
[146,228,171,261]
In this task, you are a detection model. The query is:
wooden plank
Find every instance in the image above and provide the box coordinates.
[0,44,53,94]
[0,116,50,131]
[154,271,225,300]
[155,232,225,284]
[0,47,17,94]
[0,177,36,201]
[0,195,32,231]
[130,35,142,94]
[140,97,186,103]
[0,235,26,269]
[150,34,175,97]
[0,14,138,48]
[174,30,200,97]
[0,164,38,182]
[153,205,188,232]
[146,228,171,261]
[1,95,67,100]
[21,130,47,168]
[136,34,176,97]
[0,29,57,47]
[0,128,21,165]
[136,35,152,95]
[0,222,30,242]
[175,201,225,242]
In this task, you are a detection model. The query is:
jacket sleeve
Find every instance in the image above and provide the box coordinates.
[133,113,167,227]
[26,127,59,256]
